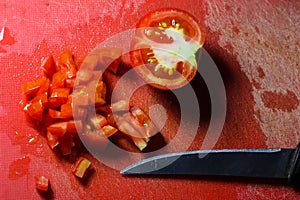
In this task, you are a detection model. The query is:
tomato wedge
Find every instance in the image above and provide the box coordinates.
[130,8,205,90]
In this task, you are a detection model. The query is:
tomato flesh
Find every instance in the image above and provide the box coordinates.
[131,8,205,90]
[35,175,49,191]
[41,54,57,77]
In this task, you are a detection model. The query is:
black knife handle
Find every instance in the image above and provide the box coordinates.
[288,143,300,184]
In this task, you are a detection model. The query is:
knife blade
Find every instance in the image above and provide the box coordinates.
[121,144,300,184]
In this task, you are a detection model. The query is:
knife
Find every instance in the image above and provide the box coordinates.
[121,144,300,184]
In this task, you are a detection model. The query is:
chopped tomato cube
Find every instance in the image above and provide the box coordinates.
[47,131,59,149]
[41,54,57,77]
[72,87,89,106]
[51,71,66,89]
[58,132,75,155]
[48,108,61,118]
[87,80,106,106]
[25,92,48,121]
[130,136,148,151]
[47,122,68,136]
[48,88,70,108]
[89,114,108,129]
[35,175,49,191]
[67,120,83,133]
[60,103,73,118]
[117,118,148,151]
[65,78,76,88]
[73,106,88,121]
[22,77,49,97]
[76,69,94,83]
[57,49,77,78]
[101,125,118,137]
[130,106,151,126]
[72,157,91,178]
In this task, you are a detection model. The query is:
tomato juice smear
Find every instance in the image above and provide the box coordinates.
[8,156,31,180]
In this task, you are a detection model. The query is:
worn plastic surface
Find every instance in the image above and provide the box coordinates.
[1,0,299,199]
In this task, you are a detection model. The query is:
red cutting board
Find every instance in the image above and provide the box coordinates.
[1,0,299,199]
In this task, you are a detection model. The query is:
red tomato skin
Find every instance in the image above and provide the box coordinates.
[25,92,48,121]
[58,132,75,155]
[47,122,68,136]
[41,54,57,77]
[22,77,50,98]
[35,175,49,191]
[131,8,205,90]
[48,88,70,108]
[57,49,77,78]
[51,71,66,89]
[60,103,73,118]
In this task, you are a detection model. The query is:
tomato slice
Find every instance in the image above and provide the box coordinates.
[130,8,205,89]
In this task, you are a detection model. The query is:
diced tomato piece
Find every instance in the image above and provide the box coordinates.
[121,113,150,141]
[67,120,83,133]
[105,113,117,126]
[47,131,59,149]
[116,118,148,151]
[48,88,70,108]
[57,49,77,78]
[76,69,94,83]
[41,54,57,77]
[101,125,118,137]
[35,175,49,191]
[130,106,151,126]
[52,71,66,89]
[60,103,73,119]
[22,77,49,97]
[72,157,91,178]
[87,80,106,106]
[89,114,108,129]
[48,108,61,118]
[107,56,121,74]
[25,92,48,121]
[130,136,148,151]
[47,122,68,136]
[117,119,141,138]
[73,106,88,121]
[111,100,129,112]
[95,81,106,106]
[72,87,89,106]
[66,78,76,88]
[58,132,75,155]
[83,130,109,151]
[98,99,130,114]
[38,78,50,94]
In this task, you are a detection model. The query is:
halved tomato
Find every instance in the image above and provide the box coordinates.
[130,8,205,90]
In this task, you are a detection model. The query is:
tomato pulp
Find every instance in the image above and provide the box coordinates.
[130,8,205,90]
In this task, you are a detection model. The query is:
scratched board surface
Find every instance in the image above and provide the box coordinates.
[1,0,300,199]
